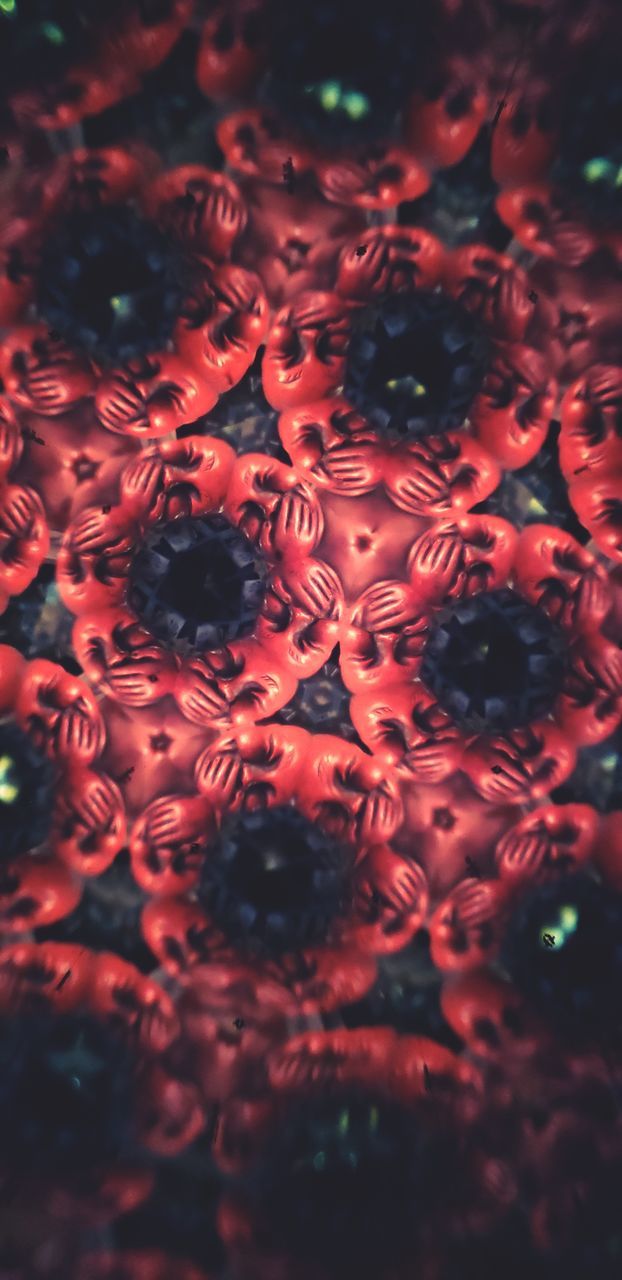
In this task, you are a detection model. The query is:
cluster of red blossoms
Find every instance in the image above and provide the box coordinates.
[0,1,621,1277]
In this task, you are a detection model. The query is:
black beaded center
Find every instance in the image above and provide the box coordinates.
[553,66,622,227]
[420,589,567,732]
[37,205,185,363]
[0,721,55,861]
[344,291,489,439]
[251,1095,429,1273]
[129,515,267,654]
[500,873,622,1043]
[198,805,354,955]
[0,1010,137,1177]
[264,0,432,146]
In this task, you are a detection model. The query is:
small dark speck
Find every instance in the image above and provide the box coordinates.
[355,245,368,257]
[116,766,135,783]
[283,157,296,194]
[190,843,201,854]
[233,1017,245,1030]
[491,765,503,775]
[423,1064,434,1092]
[55,969,72,991]
[148,675,159,683]
[102,505,112,513]
[528,290,538,302]
[464,856,482,878]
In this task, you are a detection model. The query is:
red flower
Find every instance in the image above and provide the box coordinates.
[0,938,204,1220]
[559,365,622,563]
[209,0,489,212]
[215,1026,495,1280]
[271,227,556,476]
[433,800,622,1055]
[0,644,126,934]
[344,523,621,803]
[1,1,192,134]
[129,723,431,1012]
[0,147,267,530]
[58,438,341,726]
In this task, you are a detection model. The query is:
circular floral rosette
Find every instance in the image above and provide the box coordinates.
[432,801,622,1065]
[213,1026,521,1280]
[495,45,622,269]
[270,226,556,489]
[0,0,192,134]
[558,365,622,563]
[211,0,489,211]
[0,939,204,1221]
[128,723,435,1015]
[58,438,342,736]
[343,521,622,804]
[0,146,268,530]
[0,644,126,935]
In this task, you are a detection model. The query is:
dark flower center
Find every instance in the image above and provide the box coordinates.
[0,0,172,94]
[37,205,185,363]
[554,65,622,226]
[344,291,489,438]
[198,805,354,955]
[129,514,267,654]
[264,0,433,146]
[501,873,622,1043]
[420,588,567,732]
[251,1095,429,1273]
[0,722,55,861]
[0,1010,137,1178]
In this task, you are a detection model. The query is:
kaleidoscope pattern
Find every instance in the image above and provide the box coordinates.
[0,3,621,1277]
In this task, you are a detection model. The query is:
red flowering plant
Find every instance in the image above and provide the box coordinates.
[0,145,267,529]
[0,938,204,1223]
[212,1026,526,1280]
[430,801,622,1065]
[210,0,489,212]
[270,224,556,494]
[558,365,622,564]
[128,723,432,1013]
[0,643,126,936]
[0,0,191,137]
[495,44,622,269]
[344,522,622,805]
[57,439,343,773]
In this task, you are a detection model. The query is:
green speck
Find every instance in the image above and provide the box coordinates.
[527,496,547,516]
[0,755,19,805]
[110,294,132,317]
[559,904,579,934]
[42,21,65,44]
[602,753,618,772]
[583,157,616,185]
[369,1106,379,1132]
[338,1108,350,1136]
[0,0,16,16]
[319,81,341,111]
[343,91,370,120]
[313,1151,326,1171]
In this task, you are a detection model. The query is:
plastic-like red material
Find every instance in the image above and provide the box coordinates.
[0,648,127,931]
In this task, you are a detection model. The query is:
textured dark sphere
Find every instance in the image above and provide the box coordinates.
[501,873,622,1042]
[38,205,185,363]
[420,588,567,732]
[199,804,355,955]
[0,722,55,862]
[344,290,489,439]
[0,1010,138,1179]
[129,514,267,654]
